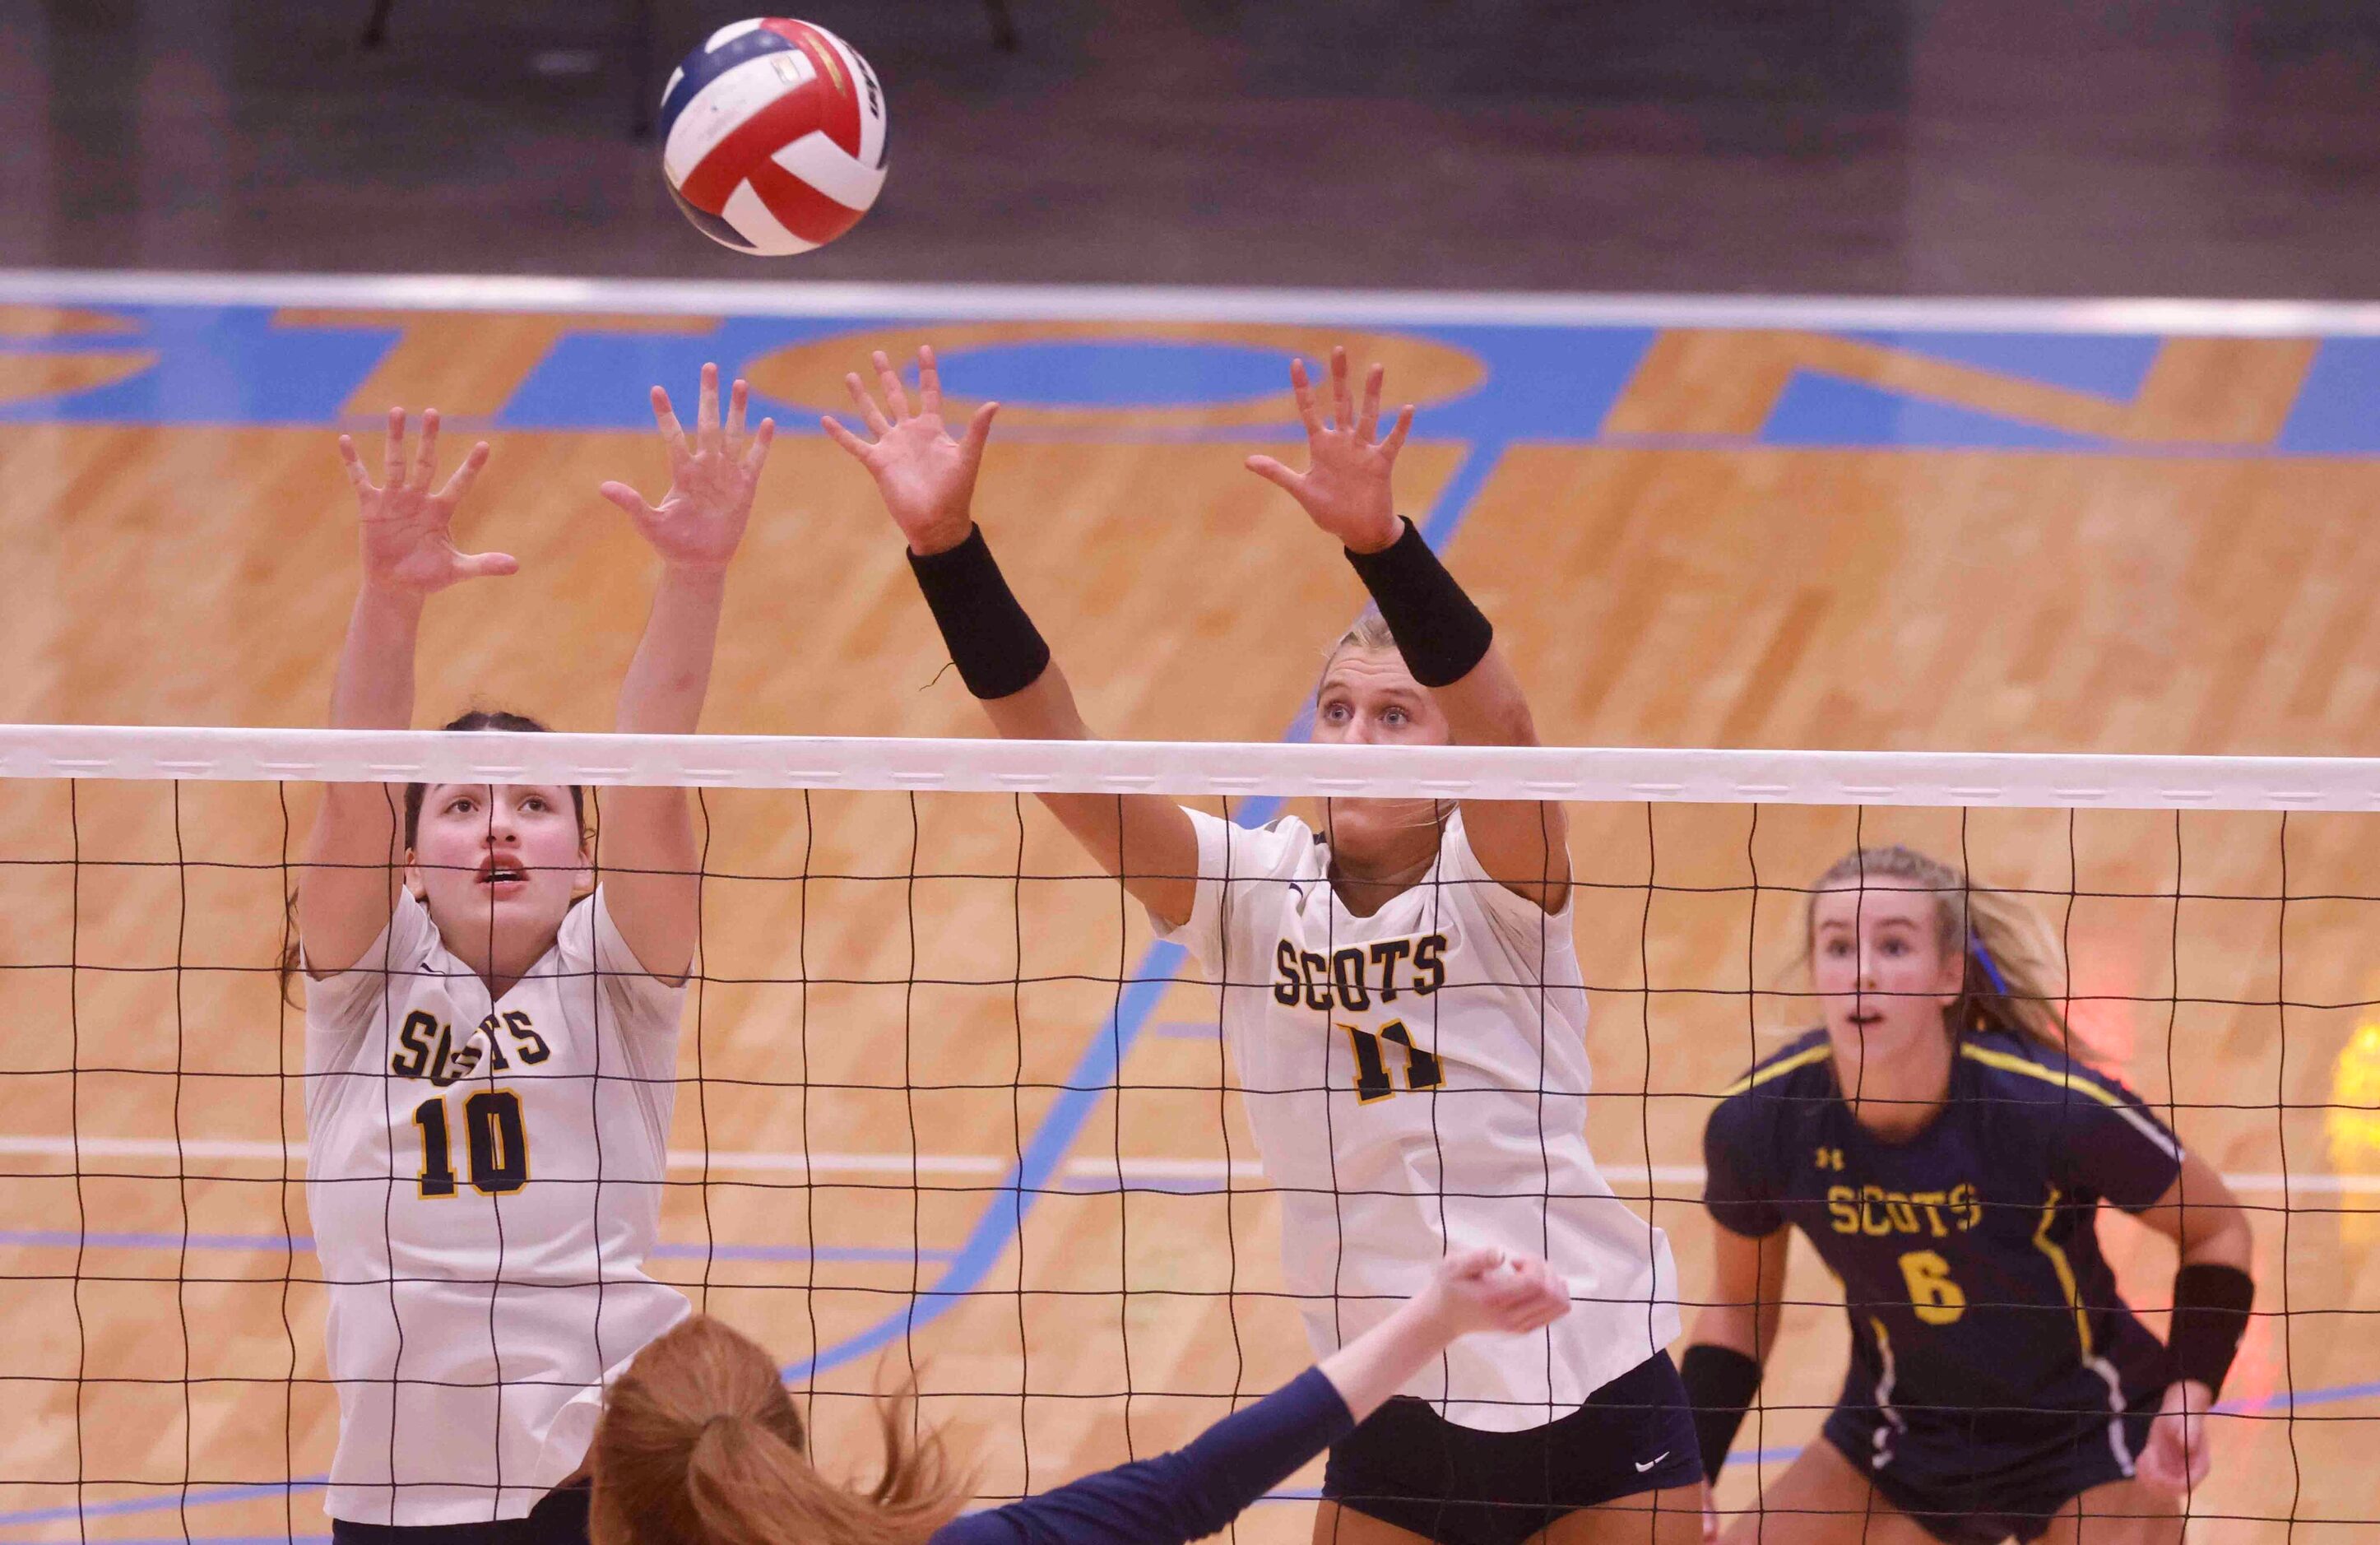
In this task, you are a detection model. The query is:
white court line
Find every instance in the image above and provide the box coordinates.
[7,267,2380,336]
[2,1136,2372,1194]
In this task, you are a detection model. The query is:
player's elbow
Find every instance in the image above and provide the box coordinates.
[2186,1201,2256,1274]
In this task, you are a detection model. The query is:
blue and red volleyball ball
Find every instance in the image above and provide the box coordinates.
[661,18,888,256]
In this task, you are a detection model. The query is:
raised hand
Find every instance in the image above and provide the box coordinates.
[821,346,999,555]
[1419,1246,1572,1340]
[337,408,514,594]
[1245,346,1414,554]
[599,363,776,571]
[2133,1379,2215,1495]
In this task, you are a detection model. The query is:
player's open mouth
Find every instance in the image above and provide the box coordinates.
[1847,1011,1882,1028]
[476,858,530,891]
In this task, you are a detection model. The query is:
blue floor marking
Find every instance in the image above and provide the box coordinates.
[782,438,1502,1385]
[0,1479,327,1529]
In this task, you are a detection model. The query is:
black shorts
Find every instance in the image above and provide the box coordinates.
[1322,1352,1704,1545]
[331,1478,589,1545]
[1822,1385,2164,1545]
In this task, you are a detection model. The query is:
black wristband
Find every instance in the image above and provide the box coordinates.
[1341,517,1493,688]
[1679,1343,1763,1481]
[906,526,1052,700]
[2169,1262,2255,1396]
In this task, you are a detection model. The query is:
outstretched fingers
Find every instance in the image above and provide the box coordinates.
[872,350,912,420]
[453,548,520,581]
[726,375,749,441]
[820,414,871,460]
[651,385,689,461]
[596,480,657,521]
[741,415,777,473]
[336,434,373,493]
[1380,404,1415,460]
[380,406,406,490]
[1243,453,1302,494]
[955,401,1000,467]
[1329,347,1354,433]
[1287,357,1324,436]
[411,409,443,489]
[844,372,892,437]
[435,440,492,503]
[1358,363,1385,441]
[917,345,943,417]
[694,362,721,452]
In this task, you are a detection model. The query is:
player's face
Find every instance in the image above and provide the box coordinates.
[406,782,590,960]
[1312,647,1450,857]
[1810,880,1965,1069]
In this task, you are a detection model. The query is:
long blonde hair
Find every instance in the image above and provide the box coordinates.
[589,1315,968,1545]
[1807,845,2086,1060]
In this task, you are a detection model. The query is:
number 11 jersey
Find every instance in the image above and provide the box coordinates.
[1153,808,1680,1432]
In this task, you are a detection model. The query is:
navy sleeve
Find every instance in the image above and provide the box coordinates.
[2044,1064,2185,1215]
[1703,1094,1785,1239]
[930,1368,1353,1545]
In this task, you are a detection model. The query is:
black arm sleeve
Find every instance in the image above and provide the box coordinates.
[931,1369,1354,1545]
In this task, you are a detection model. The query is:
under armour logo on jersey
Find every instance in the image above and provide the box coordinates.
[1816,1145,1846,1172]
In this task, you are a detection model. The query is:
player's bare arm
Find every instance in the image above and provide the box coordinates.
[826,345,1200,928]
[1247,347,1570,913]
[2130,1151,2255,1496]
[1682,1226,1788,1540]
[596,363,775,984]
[299,408,510,977]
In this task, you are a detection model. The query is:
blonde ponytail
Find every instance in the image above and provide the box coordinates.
[591,1316,969,1545]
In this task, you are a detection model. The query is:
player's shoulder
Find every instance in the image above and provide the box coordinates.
[1209,808,1321,877]
[1718,1028,1835,1102]
[1705,1030,1831,1172]
[1955,1028,2147,1113]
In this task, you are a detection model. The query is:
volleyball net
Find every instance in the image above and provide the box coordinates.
[2,726,2375,1541]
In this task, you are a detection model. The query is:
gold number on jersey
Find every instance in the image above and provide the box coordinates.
[1898,1249,1966,1325]
[1343,1019,1445,1103]
[411,1089,531,1198]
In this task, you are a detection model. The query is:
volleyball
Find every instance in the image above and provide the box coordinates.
[660,18,888,256]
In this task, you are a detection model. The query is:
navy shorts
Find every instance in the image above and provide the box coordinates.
[1322,1352,1704,1545]
[330,1478,589,1545]
[1823,1385,2164,1545]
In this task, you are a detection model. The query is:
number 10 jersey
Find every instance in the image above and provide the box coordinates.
[303,888,690,1525]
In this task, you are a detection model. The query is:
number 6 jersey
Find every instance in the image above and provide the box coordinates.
[1153,808,1681,1431]
[1701,1027,2186,1465]
[304,888,691,1524]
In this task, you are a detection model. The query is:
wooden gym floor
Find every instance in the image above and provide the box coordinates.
[2,276,2380,1541]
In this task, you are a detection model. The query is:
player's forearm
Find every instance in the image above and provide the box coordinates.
[330,582,425,732]
[1686,1304,1774,1367]
[616,564,728,735]
[1316,1292,1463,1423]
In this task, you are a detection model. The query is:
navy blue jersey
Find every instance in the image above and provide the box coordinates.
[1703,1028,2183,1445]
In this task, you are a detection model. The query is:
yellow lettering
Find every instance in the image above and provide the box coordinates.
[1898,1250,1966,1325]
[1826,1185,1860,1233]
[1860,1184,1894,1236]
[1910,1190,1951,1237]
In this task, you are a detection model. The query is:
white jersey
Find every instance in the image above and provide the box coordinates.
[1153,809,1680,1431]
[304,888,690,1524]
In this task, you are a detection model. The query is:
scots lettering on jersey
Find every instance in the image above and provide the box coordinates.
[1273,934,1448,1010]
[388,1009,552,1085]
[1825,1181,1983,1238]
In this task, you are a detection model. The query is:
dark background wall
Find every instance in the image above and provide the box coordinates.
[5,0,2378,295]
